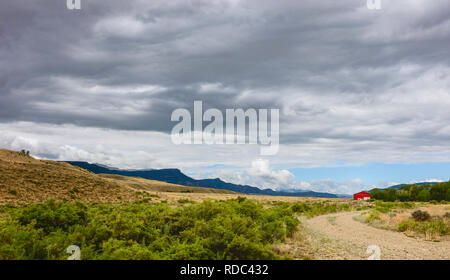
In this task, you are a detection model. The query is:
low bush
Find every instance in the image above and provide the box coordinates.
[290,201,356,217]
[399,217,448,236]
[398,219,417,232]
[0,198,300,260]
[421,220,448,236]
[411,210,430,222]
[177,199,195,204]
[365,211,381,223]
[8,190,18,196]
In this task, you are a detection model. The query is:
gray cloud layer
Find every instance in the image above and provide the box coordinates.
[1,0,450,192]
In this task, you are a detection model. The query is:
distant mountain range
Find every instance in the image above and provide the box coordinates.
[66,161,340,198]
[364,182,441,194]
[383,182,440,190]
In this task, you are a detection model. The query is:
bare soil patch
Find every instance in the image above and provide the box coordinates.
[305,211,450,260]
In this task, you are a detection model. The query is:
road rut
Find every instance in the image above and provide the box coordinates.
[304,211,450,260]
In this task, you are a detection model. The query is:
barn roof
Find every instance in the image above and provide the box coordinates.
[354,191,370,195]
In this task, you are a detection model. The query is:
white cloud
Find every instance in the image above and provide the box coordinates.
[290,178,369,195]
[94,16,146,38]
[193,160,369,194]
[247,159,295,189]
[409,179,444,184]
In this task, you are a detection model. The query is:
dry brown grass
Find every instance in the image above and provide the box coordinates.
[0,149,234,205]
[99,174,236,195]
[273,224,317,260]
[0,149,342,206]
[360,204,450,241]
[0,149,139,204]
[141,191,345,205]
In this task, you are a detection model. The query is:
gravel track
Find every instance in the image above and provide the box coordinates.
[304,211,450,260]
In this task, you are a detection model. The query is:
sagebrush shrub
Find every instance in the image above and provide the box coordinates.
[420,220,448,236]
[411,210,430,221]
[365,211,381,223]
[398,219,417,232]
[0,198,301,260]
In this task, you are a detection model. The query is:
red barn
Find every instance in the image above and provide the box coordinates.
[354,191,371,200]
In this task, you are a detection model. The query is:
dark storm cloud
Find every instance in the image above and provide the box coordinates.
[1,0,450,146]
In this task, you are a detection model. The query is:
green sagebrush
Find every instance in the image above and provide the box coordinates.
[0,198,299,260]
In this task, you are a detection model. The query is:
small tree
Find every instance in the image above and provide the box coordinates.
[416,189,430,202]
[19,149,31,157]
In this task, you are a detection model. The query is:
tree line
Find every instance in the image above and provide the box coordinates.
[370,182,450,202]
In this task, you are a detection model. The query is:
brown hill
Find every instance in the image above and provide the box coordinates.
[98,174,235,194]
[0,149,234,205]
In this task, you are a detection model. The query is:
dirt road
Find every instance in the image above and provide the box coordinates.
[304,211,450,260]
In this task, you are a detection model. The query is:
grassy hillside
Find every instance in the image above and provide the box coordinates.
[0,149,233,205]
[99,174,235,195]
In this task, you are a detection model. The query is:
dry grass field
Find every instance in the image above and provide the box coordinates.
[128,188,344,205]
[99,174,237,196]
[357,204,450,242]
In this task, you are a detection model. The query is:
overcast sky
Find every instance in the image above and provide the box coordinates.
[1,0,450,194]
